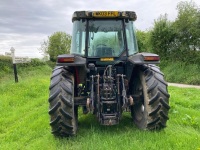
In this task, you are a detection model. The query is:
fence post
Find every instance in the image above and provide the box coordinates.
[10,47,18,83]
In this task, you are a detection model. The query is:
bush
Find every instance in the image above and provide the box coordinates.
[0,56,47,78]
[46,61,56,69]
[17,58,46,68]
[160,60,200,85]
[0,56,12,73]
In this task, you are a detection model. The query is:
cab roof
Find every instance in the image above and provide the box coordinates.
[72,11,137,22]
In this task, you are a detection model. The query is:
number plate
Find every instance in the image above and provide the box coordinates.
[100,58,114,61]
[93,11,119,17]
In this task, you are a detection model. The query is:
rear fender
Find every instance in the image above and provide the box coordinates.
[128,52,160,65]
[56,54,86,67]
[56,54,87,84]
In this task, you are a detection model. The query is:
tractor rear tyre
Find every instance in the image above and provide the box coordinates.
[48,66,78,136]
[131,64,170,130]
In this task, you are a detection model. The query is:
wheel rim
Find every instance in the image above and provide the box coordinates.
[134,102,144,121]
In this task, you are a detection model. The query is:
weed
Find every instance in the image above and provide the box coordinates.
[182,114,199,129]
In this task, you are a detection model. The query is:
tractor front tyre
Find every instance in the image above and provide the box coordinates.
[131,65,170,130]
[48,66,78,136]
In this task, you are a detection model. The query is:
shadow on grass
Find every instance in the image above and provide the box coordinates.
[53,111,166,144]
[77,112,139,135]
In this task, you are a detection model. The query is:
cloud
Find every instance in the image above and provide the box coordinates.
[0,0,66,34]
[0,33,46,57]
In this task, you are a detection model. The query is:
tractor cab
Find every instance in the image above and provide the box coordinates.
[70,11,138,60]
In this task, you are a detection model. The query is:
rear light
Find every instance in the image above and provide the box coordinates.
[143,56,160,61]
[57,57,75,63]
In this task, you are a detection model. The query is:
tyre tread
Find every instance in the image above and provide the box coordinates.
[48,66,77,137]
[132,64,170,130]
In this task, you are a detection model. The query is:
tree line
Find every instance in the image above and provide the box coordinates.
[137,1,200,64]
[40,1,199,65]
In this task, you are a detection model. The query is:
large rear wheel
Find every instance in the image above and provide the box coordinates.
[131,65,170,130]
[48,66,78,136]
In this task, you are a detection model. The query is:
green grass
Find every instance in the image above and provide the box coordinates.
[0,66,200,150]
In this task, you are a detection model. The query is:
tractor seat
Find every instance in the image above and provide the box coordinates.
[95,46,113,57]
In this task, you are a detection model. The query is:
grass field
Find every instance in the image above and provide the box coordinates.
[0,66,200,150]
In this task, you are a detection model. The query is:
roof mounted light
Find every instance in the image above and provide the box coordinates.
[122,11,137,21]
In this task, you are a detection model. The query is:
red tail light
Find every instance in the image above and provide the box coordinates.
[143,56,160,61]
[57,57,75,63]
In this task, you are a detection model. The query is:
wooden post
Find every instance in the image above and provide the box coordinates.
[10,47,18,83]
[13,64,18,82]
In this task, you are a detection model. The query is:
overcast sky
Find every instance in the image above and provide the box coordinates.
[0,0,199,58]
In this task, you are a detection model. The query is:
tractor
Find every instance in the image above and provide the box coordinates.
[48,11,170,136]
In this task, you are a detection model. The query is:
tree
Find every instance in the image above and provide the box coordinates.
[136,30,151,52]
[148,1,200,63]
[174,1,200,52]
[39,31,71,61]
[171,1,200,63]
[150,14,175,59]
[39,40,49,61]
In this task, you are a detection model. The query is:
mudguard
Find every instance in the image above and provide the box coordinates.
[56,54,86,67]
[56,54,87,84]
[128,52,160,64]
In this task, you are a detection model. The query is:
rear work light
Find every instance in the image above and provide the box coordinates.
[143,56,160,61]
[57,57,75,63]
